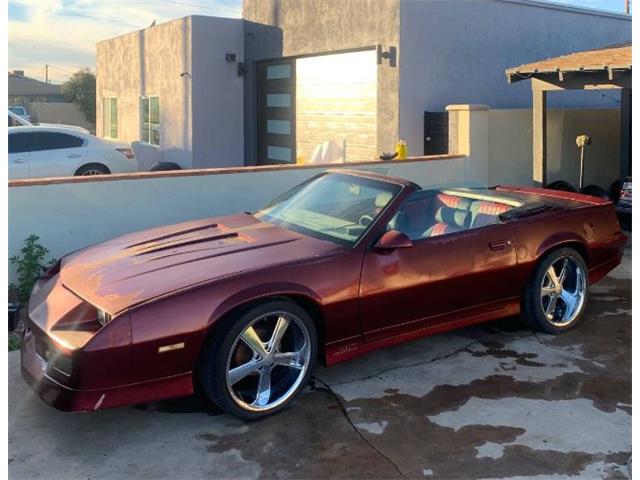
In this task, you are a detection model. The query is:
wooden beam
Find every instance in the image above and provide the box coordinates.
[532,90,547,187]
[531,71,631,91]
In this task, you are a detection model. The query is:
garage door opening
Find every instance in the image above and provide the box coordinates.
[296,49,377,164]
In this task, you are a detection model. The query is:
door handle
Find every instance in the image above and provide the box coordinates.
[489,240,511,251]
[13,158,26,164]
[67,154,82,159]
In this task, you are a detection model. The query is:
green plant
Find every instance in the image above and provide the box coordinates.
[10,235,55,305]
[61,68,96,124]
[9,333,21,352]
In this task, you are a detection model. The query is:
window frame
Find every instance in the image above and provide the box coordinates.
[140,95,160,146]
[103,97,118,139]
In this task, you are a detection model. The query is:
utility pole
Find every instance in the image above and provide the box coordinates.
[45,64,48,84]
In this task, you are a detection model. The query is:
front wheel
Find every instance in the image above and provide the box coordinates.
[199,299,317,420]
[522,248,589,334]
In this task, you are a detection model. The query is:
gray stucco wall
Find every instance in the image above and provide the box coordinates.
[96,17,194,167]
[243,0,401,162]
[399,0,632,155]
[191,16,245,168]
[97,16,245,169]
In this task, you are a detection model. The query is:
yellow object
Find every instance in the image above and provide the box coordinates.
[394,138,408,160]
[296,156,305,165]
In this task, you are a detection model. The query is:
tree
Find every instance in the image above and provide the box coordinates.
[61,68,96,125]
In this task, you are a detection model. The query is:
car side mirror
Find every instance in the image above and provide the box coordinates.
[375,230,413,250]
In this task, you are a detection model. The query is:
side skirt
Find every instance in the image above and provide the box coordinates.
[323,299,521,366]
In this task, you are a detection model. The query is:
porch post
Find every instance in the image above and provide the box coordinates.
[532,89,547,187]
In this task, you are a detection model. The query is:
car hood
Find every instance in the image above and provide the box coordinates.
[60,213,341,315]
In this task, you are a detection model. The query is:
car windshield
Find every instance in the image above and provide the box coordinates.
[255,172,402,246]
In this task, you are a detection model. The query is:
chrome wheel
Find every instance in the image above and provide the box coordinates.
[80,168,105,176]
[540,256,587,327]
[225,311,311,412]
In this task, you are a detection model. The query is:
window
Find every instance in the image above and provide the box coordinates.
[256,172,401,246]
[32,132,84,152]
[103,97,118,139]
[8,132,33,154]
[140,96,160,145]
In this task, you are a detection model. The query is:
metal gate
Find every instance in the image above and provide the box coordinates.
[423,111,449,155]
[257,59,296,165]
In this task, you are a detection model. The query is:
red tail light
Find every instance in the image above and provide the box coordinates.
[115,147,135,160]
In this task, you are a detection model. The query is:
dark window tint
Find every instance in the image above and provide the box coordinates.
[33,132,84,152]
[9,132,34,154]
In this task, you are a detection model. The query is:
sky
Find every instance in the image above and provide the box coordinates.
[7,0,631,84]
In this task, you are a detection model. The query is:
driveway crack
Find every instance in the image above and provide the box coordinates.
[322,339,484,388]
[310,376,408,479]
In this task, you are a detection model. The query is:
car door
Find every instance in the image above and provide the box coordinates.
[8,131,32,179]
[359,192,519,343]
[30,131,86,178]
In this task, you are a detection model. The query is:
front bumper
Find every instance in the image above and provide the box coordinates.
[21,327,194,411]
[21,328,104,411]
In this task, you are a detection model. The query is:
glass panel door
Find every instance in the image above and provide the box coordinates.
[258,59,296,165]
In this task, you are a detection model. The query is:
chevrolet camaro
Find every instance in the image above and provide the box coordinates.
[21,170,626,420]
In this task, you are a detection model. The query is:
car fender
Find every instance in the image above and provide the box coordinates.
[535,231,588,261]
[208,281,324,330]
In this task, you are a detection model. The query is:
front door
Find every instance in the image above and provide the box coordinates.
[359,194,519,342]
[30,131,86,178]
[257,59,296,165]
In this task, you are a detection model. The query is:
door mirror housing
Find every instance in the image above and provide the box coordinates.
[375,230,413,250]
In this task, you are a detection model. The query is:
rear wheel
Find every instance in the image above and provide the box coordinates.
[75,163,110,176]
[199,299,317,420]
[522,248,588,333]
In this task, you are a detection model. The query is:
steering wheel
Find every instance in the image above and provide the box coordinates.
[358,214,374,227]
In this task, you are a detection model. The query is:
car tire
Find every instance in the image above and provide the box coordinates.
[75,163,110,176]
[522,247,589,334]
[546,180,577,193]
[580,184,610,200]
[199,299,317,421]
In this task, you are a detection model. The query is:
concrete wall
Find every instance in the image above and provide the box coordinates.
[399,0,632,156]
[8,156,468,281]
[96,16,244,169]
[243,0,401,161]
[191,17,244,168]
[96,17,194,167]
[30,102,94,131]
[487,108,621,188]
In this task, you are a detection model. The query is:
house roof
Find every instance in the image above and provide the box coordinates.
[8,73,62,96]
[506,42,631,83]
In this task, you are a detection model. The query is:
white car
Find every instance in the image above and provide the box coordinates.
[8,110,90,134]
[8,126,137,180]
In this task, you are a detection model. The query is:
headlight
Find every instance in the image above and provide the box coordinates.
[96,309,112,327]
[51,353,73,377]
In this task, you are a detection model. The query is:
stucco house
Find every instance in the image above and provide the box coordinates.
[96,0,631,173]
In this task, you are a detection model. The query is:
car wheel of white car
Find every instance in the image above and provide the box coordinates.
[75,163,110,176]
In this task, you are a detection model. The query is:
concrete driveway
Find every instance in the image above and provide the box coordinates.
[9,246,631,480]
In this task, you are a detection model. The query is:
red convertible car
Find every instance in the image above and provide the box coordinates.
[21,170,626,420]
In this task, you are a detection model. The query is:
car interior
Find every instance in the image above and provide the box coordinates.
[387,190,522,240]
